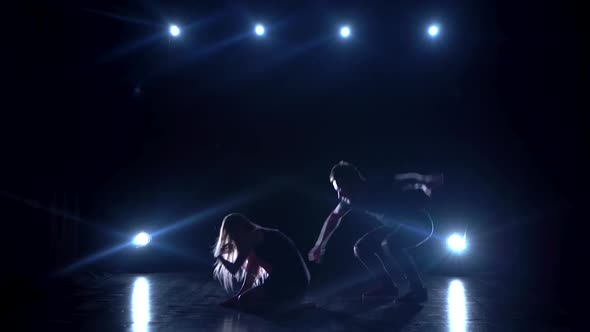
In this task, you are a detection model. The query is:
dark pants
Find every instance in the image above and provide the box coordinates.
[353,209,434,290]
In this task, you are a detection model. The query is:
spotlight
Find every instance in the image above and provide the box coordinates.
[340,25,351,39]
[169,24,181,37]
[133,232,151,247]
[447,233,467,253]
[428,24,440,37]
[254,24,265,36]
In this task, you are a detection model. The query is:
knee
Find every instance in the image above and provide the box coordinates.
[380,239,389,253]
[353,239,371,258]
[381,239,391,255]
[381,238,402,256]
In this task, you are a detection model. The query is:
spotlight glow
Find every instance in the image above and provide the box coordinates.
[169,24,181,37]
[447,233,467,253]
[133,232,151,247]
[340,26,351,38]
[255,24,265,36]
[428,24,440,37]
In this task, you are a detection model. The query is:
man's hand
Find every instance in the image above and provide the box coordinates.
[308,245,325,264]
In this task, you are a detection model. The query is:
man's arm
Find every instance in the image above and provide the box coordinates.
[309,203,350,257]
[394,172,444,186]
[313,213,342,249]
[401,182,432,197]
[394,172,444,197]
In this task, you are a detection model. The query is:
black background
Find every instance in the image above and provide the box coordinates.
[2,0,586,295]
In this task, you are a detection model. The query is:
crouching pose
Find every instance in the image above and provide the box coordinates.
[309,161,443,303]
[213,213,310,312]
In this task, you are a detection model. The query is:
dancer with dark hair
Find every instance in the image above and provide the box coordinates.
[213,213,310,312]
[309,161,443,303]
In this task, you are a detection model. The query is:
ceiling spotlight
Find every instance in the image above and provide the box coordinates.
[428,24,440,37]
[340,25,351,39]
[169,24,181,37]
[254,24,265,36]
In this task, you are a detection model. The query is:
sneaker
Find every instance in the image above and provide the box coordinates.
[396,287,428,304]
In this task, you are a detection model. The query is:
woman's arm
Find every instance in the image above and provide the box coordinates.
[216,247,249,275]
[236,257,261,296]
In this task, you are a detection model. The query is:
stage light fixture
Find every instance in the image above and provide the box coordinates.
[447,233,467,253]
[254,24,265,36]
[340,25,351,39]
[133,232,151,247]
[428,24,440,37]
[169,24,181,37]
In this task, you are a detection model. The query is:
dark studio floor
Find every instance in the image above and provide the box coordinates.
[6,271,574,332]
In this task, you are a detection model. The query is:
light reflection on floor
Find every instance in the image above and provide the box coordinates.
[131,276,151,332]
[447,279,467,332]
[32,273,563,331]
[217,313,250,332]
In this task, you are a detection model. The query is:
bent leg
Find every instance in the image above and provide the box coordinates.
[382,212,433,291]
[381,227,429,303]
[354,227,397,289]
[384,245,424,291]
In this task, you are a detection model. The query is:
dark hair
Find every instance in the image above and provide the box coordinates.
[329,161,366,186]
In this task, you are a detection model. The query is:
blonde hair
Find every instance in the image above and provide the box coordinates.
[212,213,268,292]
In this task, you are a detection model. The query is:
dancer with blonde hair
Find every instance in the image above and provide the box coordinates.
[213,213,310,312]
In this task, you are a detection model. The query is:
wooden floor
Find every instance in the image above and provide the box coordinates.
[12,272,572,331]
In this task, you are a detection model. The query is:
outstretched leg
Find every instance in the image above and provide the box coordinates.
[384,245,425,291]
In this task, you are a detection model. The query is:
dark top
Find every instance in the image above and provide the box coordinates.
[254,229,311,286]
[339,178,431,229]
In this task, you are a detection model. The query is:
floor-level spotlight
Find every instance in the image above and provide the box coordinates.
[447,233,467,253]
[133,232,151,247]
